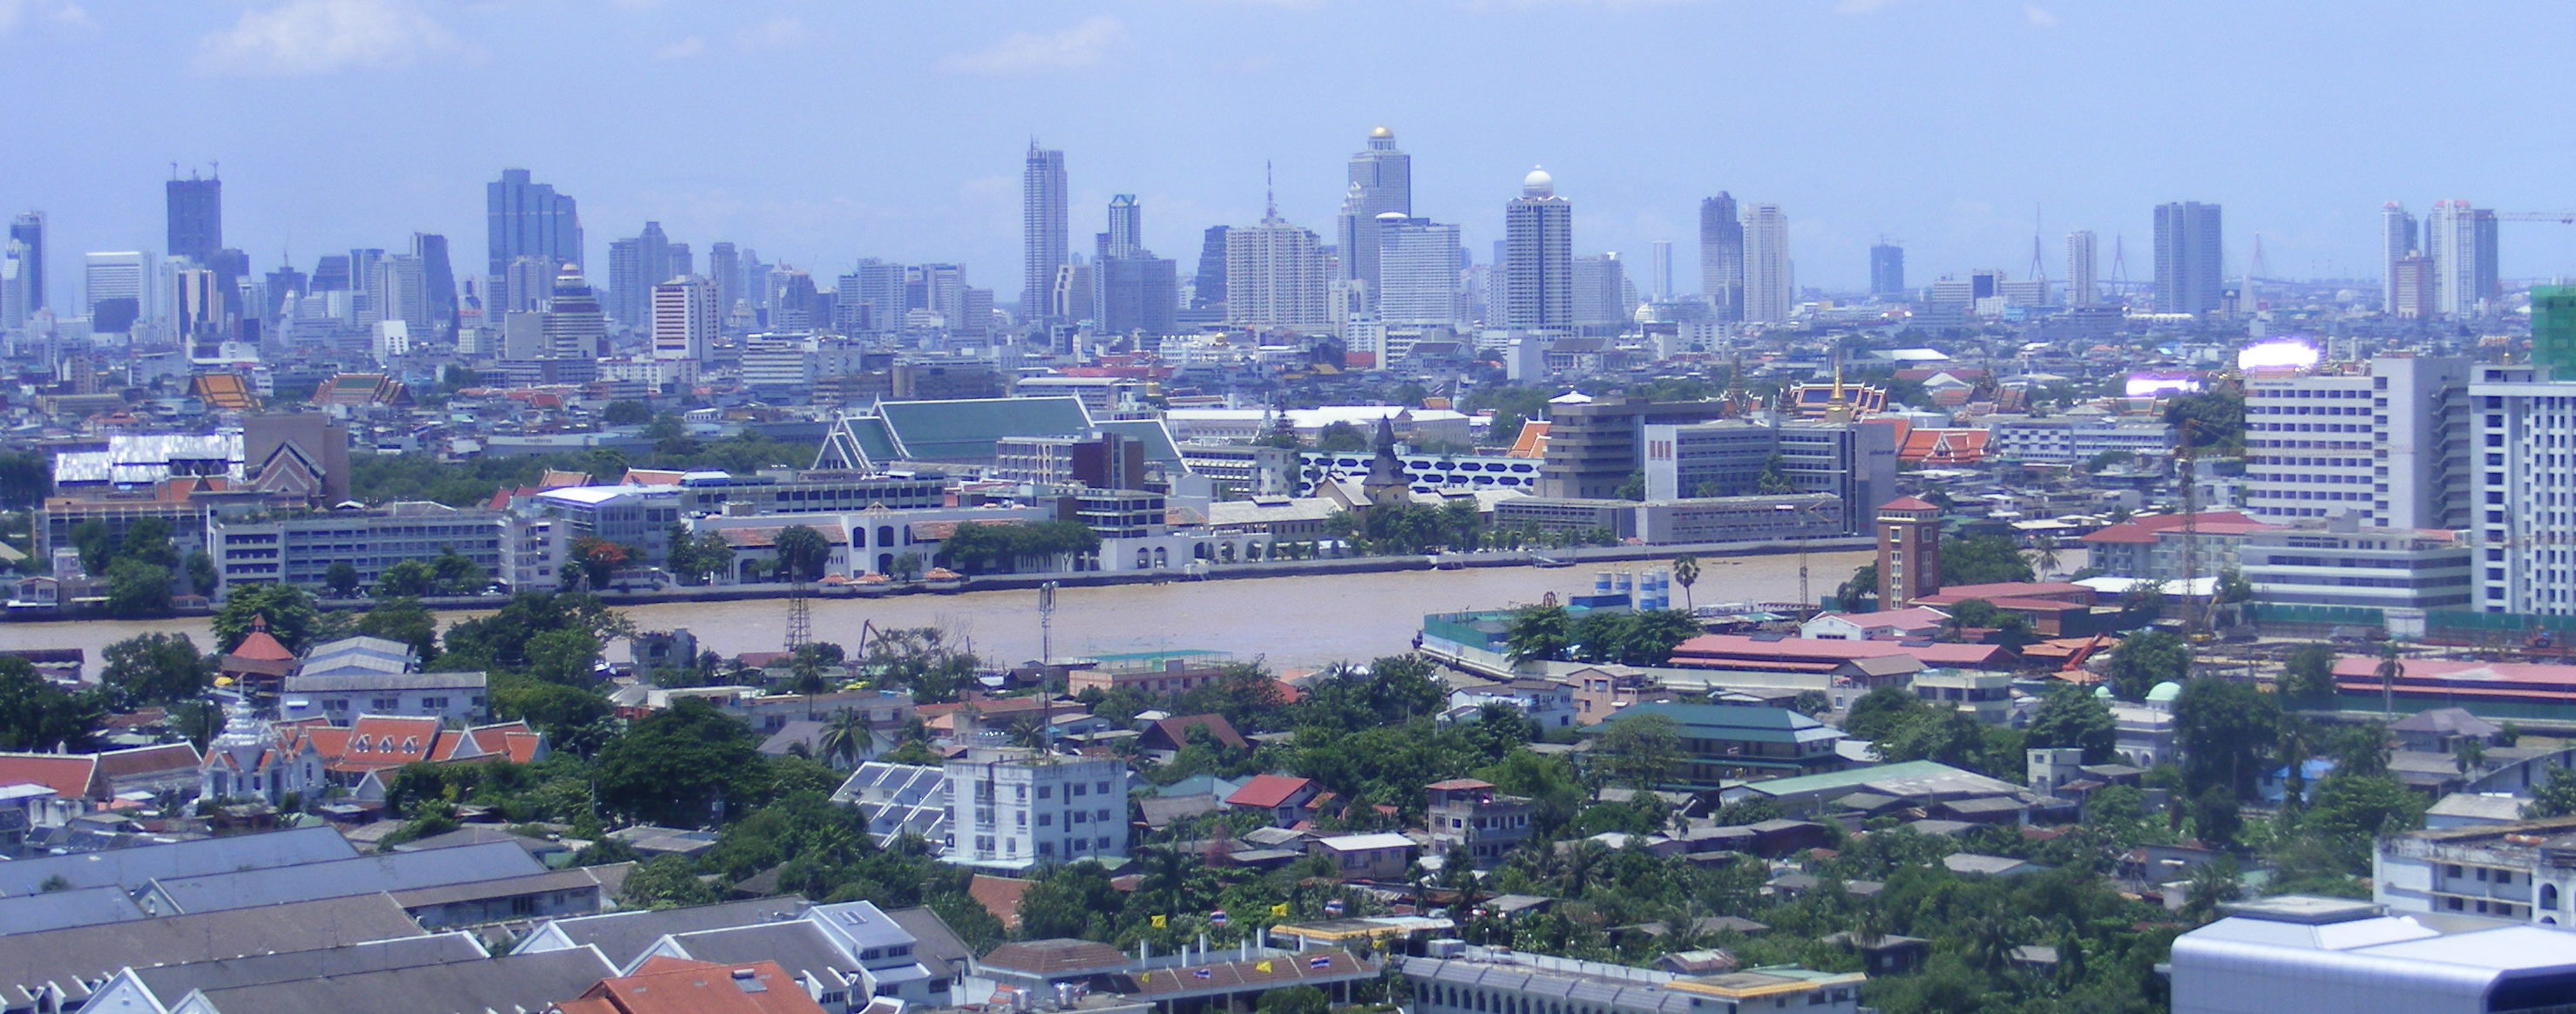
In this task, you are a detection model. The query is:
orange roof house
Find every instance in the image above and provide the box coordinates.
[552,957,826,1014]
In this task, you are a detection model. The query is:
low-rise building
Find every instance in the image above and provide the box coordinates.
[1604,703,1847,789]
[1910,669,2016,724]
[2375,815,2576,923]
[2171,895,2576,1014]
[1062,654,1231,696]
[207,501,510,595]
[1427,779,1534,868]
[1403,947,1863,1014]
[2237,523,2475,612]
[1445,679,1578,731]
[1309,832,1416,880]
[943,748,1129,871]
[1983,416,2175,465]
[1225,774,1323,827]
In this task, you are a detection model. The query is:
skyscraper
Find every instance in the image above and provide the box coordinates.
[1868,243,1905,301]
[171,263,220,350]
[166,172,222,267]
[2065,230,2098,308]
[708,242,739,322]
[0,237,31,330]
[485,168,583,275]
[2427,200,2500,318]
[1375,214,1461,327]
[2381,202,2418,310]
[1095,195,1176,338]
[369,254,428,328]
[606,221,675,328]
[1335,125,1413,308]
[1740,203,1792,324]
[1191,226,1229,314]
[1650,240,1673,302]
[1502,168,1573,332]
[1698,193,1743,321]
[1572,254,1633,332]
[1104,194,1142,258]
[651,275,715,362]
[1224,201,1329,333]
[7,213,44,317]
[2152,201,2224,315]
[540,264,607,380]
[412,233,456,335]
[1022,142,1068,320]
[84,252,152,335]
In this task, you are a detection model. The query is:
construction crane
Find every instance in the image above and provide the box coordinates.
[2177,418,2205,643]
[2493,212,2576,223]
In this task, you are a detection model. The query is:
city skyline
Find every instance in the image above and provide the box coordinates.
[4,2,2576,300]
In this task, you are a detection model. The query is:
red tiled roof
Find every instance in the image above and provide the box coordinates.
[556,957,826,1014]
[226,628,295,662]
[1226,774,1318,809]
[1147,714,1250,752]
[2079,511,2278,544]
[970,875,1032,930]
[1668,633,2010,670]
[0,754,99,799]
[96,742,201,780]
[1878,496,1939,511]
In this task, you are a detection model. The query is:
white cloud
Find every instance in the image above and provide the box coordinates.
[1834,0,1903,13]
[194,0,462,77]
[941,15,1126,74]
[655,35,704,59]
[2023,4,2058,26]
[734,16,802,51]
[0,0,92,34]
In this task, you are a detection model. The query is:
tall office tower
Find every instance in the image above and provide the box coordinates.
[2427,200,2501,318]
[2535,287,2576,378]
[166,172,222,267]
[1375,214,1463,327]
[0,238,30,330]
[1698,193,1744,321]
[540,264,607,375]
[2381,202,2418,310]
[1868,242,1906,301]
[1740,203,1793,324]
[707,242,739,322]
[2065,230,2098,308]
[411,233,456,334]
[606,239,640,326]
[1098,253,1178,338]
[840,259,909,334]
[1190,226,1230,313]
[85,252,152,334]
[1875,497,1943,609]
[1650,240,1673,302]
[310,254,351,293]
[7,213,43,316]
[497,255,555,315]
[171,264,221,349]
[369,254,429,326]
[1224,203,1330,332]
[1571,254,1634,332]
[1334,125,1413,308]
[2390,256,2435,320]
[665,242,693,281]
[606,221,674,328]
[1022,142,1068,320]
[2471,355,2576,613]
[1051,263,1095,323]
[485,168,584,275]
[2245,357,2471,530]
[1104,194,1142,258]
[650,275,715,362]
[1502,168,1574,332]
[262,260,306,321]
[2152,201,2224,315]
[348,247,385,322]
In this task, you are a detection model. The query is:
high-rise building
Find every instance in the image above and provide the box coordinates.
[166,172,222,267]
[1051,262,1094,323]
[1572,254,1633,333]
[2152,201,2224,315]
[2065,230,2098,308]
[2471,361,2576,614]
[2244,357,2470,530]
[1502,168,1573,332]
[1875,497,1942,609]
[7,212,44,317]
[171,263,220,350]
[1098,254,1176,338]
[1190,226,1229,313]
[707,242,739,323]
[2,237,34,330]
[650,275,715,362]
[1650,240,1673,302]
[2391,255,2436,320]
[2427,200,2500,318]
[1740,203,1792,324]
[2380,202,2418,310]
[369,254,429,328]
[1699,193,1743,321]
[1335,125,1413,308]
[485,168,583,275]
[1104,194,1142,259]
[261,259,305,322]
[540,264,607,379]
[1375,214,1462,327]
[85,251,153,334]
[606,221,675,328]
[838,259,909,335]
[1868,243,1905,301]
[411,233,456,335]
[1224,204,1329,333]
[1022,142,1068,320]
[2534,287,2576,378]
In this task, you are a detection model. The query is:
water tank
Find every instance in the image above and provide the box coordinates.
[1594,571,1614,597]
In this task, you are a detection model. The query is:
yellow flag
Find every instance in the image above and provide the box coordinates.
[1257,961,1273,973]
[1151,915,1167,929]
[1271,902,1289,917]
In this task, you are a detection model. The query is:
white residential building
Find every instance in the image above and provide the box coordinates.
[2470,365,2576,614]
[1376,215,1461,327]
[1225,211,1330,333]
[2235,522,2475,612]
[2243,357,2470,529]
[649,274,715,362]
[942,747,1129,871]
[1983,416,2175,465]
[1740,204,1792,324]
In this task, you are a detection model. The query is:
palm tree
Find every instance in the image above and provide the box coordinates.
[2376,641,2405,718]
[1671,555,1701,612]
[2029,534,2063,579]
[818,709,871,767]
[2277,715,2319,810]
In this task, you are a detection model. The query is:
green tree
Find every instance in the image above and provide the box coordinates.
[0,450,49,510]
[430,547,487,593]
[2278,643,2340,705]
[185,551,217,597]
[376,559,437,598]
[2107,630,2191,701]
[356,598,440,663]
[1754,453,1798,494]
[620,854,721,908]
[593,699,761,827]
[1315,421,1371,452]
[100,632,211,707]
[2024,683,2117,764]
[1836,563,1880,612]
[1505,603,1573,664]
[602,399,654,426]
[1613,470,1648,502]
[70,517,118,575]
[1939,534,2037,585]
[119,516,180,569]
[104,559,173,617]
[1257,986,1329,1014]
[524,627,605,685]
[2173,677,2281,800]
[1592,712,1685,790]
[2166,388,2247,454]
[0,656,103,751]
[2526,767,2576,819]
[773,524,830,582]
[1842,686,1922,742]
[2298,774,2426,874]
[214,583,322,652]
[1617,609,1705,667]
[1671,555,1700,611]
[324,561,361,598]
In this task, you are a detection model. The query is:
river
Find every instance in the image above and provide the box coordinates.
[6,551,1874,678]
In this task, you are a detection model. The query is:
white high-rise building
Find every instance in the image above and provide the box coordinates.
[2427,200,2498,318]
[1740,203,1793,324]
[650,275,716,362]
[0,238,31,330]
[2242,357,2470,530]
[2380,201,2417,310]
[2065,231,2098,308]
[369,254,429,327]
[1224,206,1330,332]
[1502,167,1573,332]
[2471,364,2576,614]
[1650,240,1673,302]
[1022,143,1068,319]
[84,251,153,335]
[1375,214,1461,327]
[943,747,1129,870]
[1335,126,1412,310]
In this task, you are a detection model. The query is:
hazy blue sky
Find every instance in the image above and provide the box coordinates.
[6,0,2576,303]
